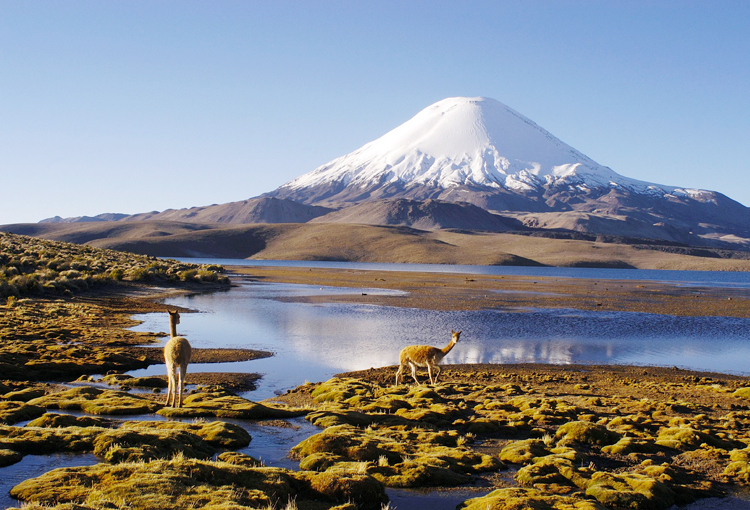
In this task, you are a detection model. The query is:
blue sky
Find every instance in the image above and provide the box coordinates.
[1,1,748,223]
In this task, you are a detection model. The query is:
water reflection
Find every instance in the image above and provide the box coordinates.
[129,280,750,400]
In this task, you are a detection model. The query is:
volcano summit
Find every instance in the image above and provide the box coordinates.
[268,97,750,247]
[275,97,663,202]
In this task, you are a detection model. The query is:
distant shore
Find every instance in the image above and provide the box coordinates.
[230,265,750,318]
[7,221,750,271]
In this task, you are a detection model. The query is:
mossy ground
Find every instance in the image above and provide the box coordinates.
[9,455,386,510]
[274,364,750,510]
[9,363,750,509]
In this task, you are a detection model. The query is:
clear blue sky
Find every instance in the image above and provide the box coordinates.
[1,1,748,223]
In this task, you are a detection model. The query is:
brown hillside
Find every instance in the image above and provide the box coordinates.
[4,221,750,270]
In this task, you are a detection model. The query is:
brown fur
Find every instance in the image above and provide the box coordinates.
[165,310,192,408]
[395,330,461,385]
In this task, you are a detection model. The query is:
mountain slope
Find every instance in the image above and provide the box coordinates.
[4,221,750,270]
[40,198,334,225]
[310,199,522,231]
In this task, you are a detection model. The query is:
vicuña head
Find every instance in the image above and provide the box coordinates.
[394,330,461,386]
[164,310,192,408]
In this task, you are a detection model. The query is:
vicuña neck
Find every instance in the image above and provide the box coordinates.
[169,319,178,338]
[441,339,457,355]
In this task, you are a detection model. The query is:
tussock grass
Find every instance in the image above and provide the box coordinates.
[0,231,228,302]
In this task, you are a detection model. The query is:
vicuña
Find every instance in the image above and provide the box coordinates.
[395,330,461,385]
[164,310,192,408]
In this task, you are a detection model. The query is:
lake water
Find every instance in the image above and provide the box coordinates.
[129,262,750,401]
[183,257,750,288]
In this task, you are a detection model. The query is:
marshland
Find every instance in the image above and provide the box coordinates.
[5,232,750,510]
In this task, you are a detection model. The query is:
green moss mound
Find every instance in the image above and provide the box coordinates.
[217,451,265,467]
[602,436,660,455]
[28,386,161,415]
[156,388,307,420]
[655,426,740,451]
[9,456,387,510]
[119,420,252,449]
[585,471,675,510]
[292,424,501,488]
[101,374,168,389]
[499,438,551,463]
[556,420,620,446]
[3,387,47,401]
[0,419,249,464]
[458,487,607,509]
[27,413,115,428]
[0,400,46,425]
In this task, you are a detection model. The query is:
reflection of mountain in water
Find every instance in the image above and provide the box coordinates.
[458,340,613,365]
[150,282,750,385]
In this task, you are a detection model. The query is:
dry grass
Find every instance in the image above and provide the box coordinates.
[0,231,228,301]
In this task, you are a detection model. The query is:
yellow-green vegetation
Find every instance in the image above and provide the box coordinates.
[0,231,228,300]
[9,455,387,510]
[459,487,607,510]
[0,400,46,425]
[0,298,164,380]
[284,369,750,510]
[0,414,251,465]
[156,386,308,420]
[26,412,115,428]
[117,420,252,449]
[101,373,168,389]
[28,386,162,415]
[293,423,500,487]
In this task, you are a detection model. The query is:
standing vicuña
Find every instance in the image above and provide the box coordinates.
[165,310,192,408]
[395,330,461,386]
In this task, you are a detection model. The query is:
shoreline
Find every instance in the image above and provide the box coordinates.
[0,281,269,385]
[231,265,750,317]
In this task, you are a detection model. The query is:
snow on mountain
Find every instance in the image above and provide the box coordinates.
[280,96,675,197]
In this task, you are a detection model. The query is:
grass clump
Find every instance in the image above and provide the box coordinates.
[156,387,307,420]
[28,386,161,415]
[458,487,607,510]
[292,423,502,488]
[9,456,388,510]
[0,401,46,425]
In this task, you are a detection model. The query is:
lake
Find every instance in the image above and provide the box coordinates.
[129,261,750,401]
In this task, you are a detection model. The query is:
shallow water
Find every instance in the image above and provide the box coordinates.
[180,257,750,288]
[129,276,750,401]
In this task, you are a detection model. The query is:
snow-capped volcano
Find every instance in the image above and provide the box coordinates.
[277,96,679,201]
[265,96,750,247]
